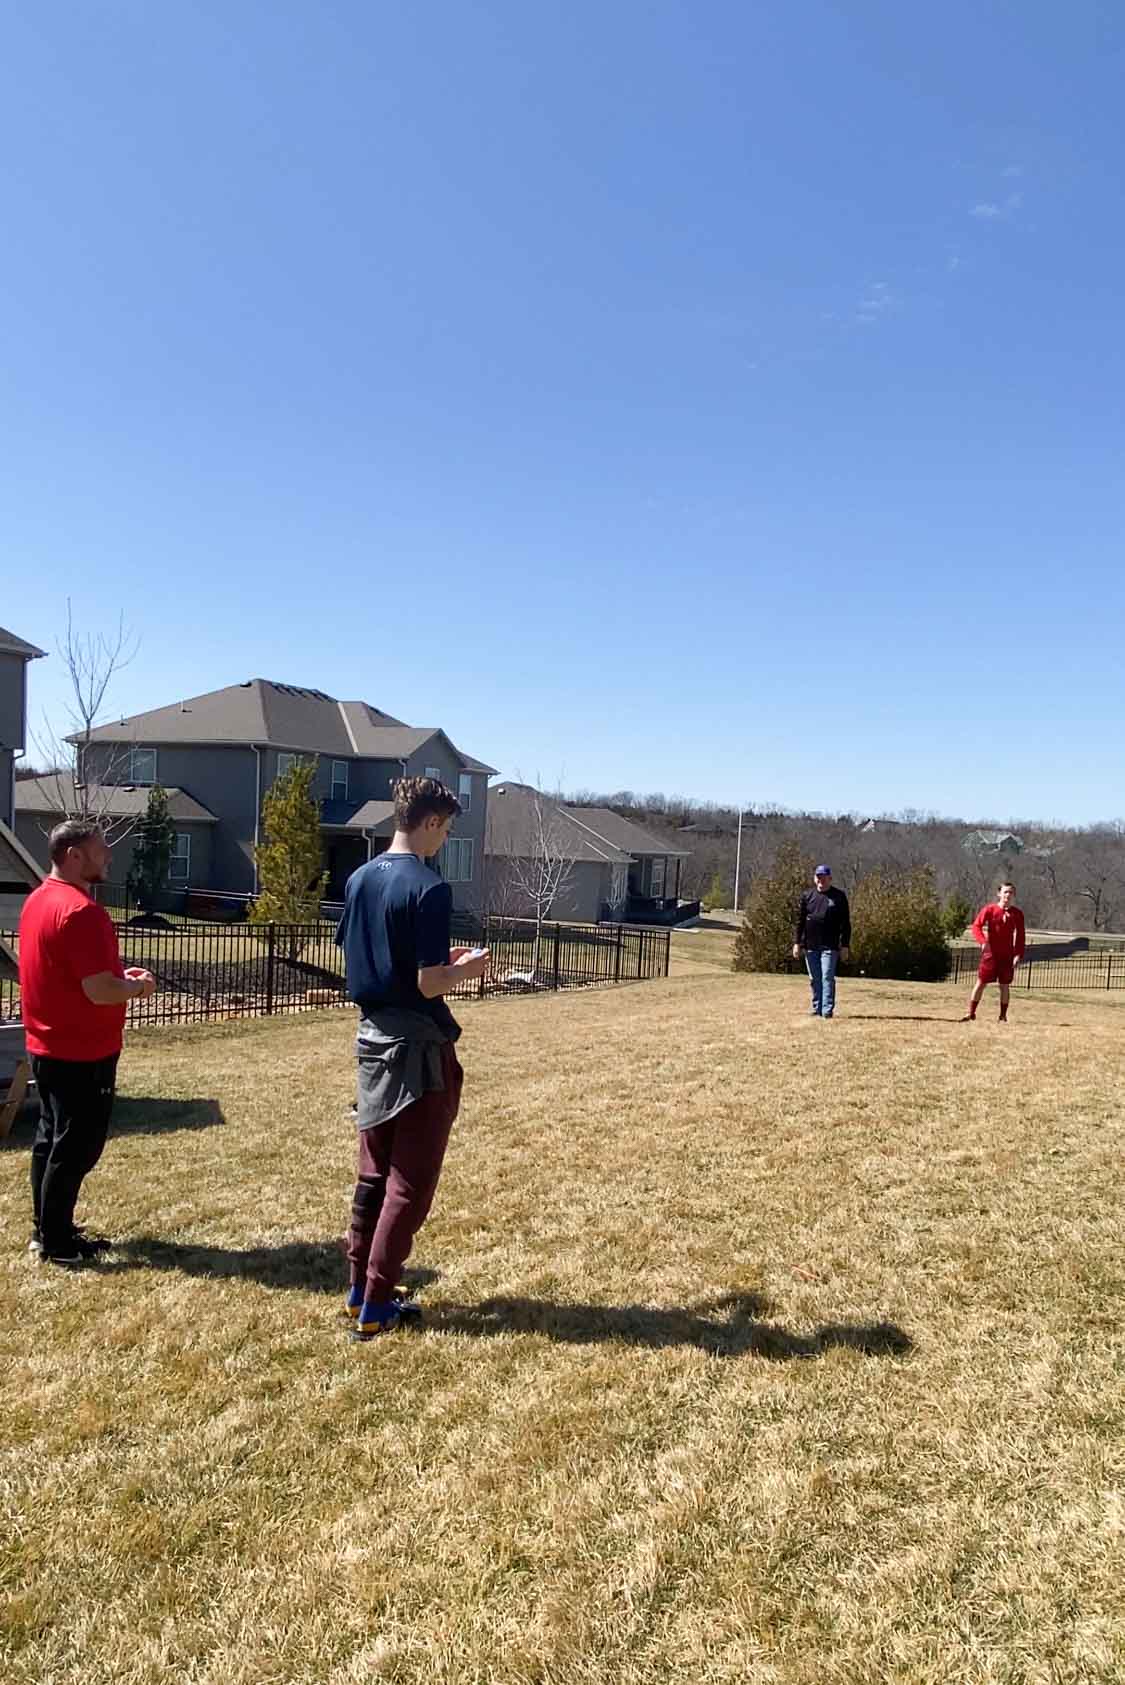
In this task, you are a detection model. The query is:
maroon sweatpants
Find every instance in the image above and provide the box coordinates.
[346,1043,463,1304]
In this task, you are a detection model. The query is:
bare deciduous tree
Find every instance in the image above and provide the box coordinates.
[32,603,141,846]
[487,785,579,983]
[1066,823,1125,932]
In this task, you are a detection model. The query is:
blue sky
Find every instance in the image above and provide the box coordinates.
[3,1,1123,823]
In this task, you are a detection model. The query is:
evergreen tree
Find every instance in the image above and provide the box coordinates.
[126,783,175,910]
[941,892,974,941]
[250,758,327,936]
[733,839,810,972]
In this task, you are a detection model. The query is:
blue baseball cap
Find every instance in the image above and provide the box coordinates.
[814,864,832,876]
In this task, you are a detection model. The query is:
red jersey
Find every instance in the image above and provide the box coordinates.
[18,878,127,1061]
[971,903,1026,961]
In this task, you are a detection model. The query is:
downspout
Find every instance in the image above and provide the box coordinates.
[252,745,263,893]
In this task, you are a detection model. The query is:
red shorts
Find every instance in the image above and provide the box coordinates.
[978,951,1015,986]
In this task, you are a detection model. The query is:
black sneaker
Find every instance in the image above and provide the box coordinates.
[73,1229,113,1255]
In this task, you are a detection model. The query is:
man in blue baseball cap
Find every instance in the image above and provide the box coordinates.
[793,864,851,1018]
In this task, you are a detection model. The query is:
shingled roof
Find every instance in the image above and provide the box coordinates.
[486,785,633,866]
[15,778,218,824]
[565,807,691,860]
[0,626,46,660]
[74,679,495,773]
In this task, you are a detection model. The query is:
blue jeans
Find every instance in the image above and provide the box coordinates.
[806,947,838,1017]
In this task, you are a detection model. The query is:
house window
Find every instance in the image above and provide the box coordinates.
[168,833,191,883]
[424,765,442,783]
[441,838,474,883]
[458,773,472,814]
[650,858,666,898]
[276,753,298,780]
[331,760,349,801]
[130,747,157,785]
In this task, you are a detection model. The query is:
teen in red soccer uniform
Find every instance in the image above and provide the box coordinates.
[963,880,1026,1022]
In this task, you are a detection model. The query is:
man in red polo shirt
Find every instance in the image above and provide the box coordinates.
[18,820,156,1267]
[963,880,1026,1023]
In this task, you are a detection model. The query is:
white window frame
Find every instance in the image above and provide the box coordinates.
[276,752,298,780]
[442,837,474,883]
[168,832,191,883]
[458,773,472,814]
[650,858,666,898]
[130,747,157,785]
[331,759,349,801]
[424,765,442,782]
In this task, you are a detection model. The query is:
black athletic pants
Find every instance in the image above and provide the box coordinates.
[29,1054,119,1251]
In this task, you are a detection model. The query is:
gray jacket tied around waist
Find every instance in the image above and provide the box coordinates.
[355,1007,454,1131]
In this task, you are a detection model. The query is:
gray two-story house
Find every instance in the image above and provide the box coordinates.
[72,679,496,907]
[0,625,46,830]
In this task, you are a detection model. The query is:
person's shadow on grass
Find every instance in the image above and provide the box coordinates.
[108,1244,909,1360]
[421,1290,911,1361]
[111,1234,438,1296]
[1,1096,226,1150]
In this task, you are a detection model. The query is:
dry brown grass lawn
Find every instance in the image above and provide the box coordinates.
[3,973,1124,1684]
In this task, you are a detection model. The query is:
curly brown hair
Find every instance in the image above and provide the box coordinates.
[392,775,461,832]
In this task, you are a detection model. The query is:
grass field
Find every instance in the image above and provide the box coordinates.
[3,970,1124,1684]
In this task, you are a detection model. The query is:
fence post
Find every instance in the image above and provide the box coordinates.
[614,922,624,982]
[1108,953,1113,991]
[1026,957,1031,989]
[479,915,488,999]
[265,923,276,1016]
[663,927,672,978]
[553,923,562,991]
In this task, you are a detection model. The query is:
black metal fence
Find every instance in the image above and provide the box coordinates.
[946,945,1125,991]
[0,916,671,1031]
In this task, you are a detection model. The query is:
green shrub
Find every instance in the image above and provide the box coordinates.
[850,867,951,982]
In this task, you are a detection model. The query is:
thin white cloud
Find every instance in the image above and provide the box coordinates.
[970,192,1022,221]
[856,281,894,324]
[1002,164,1023,178]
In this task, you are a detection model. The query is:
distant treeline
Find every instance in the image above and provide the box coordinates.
[561,790,1125,932]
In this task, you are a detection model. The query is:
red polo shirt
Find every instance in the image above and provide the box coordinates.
[18,878,127,1061]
